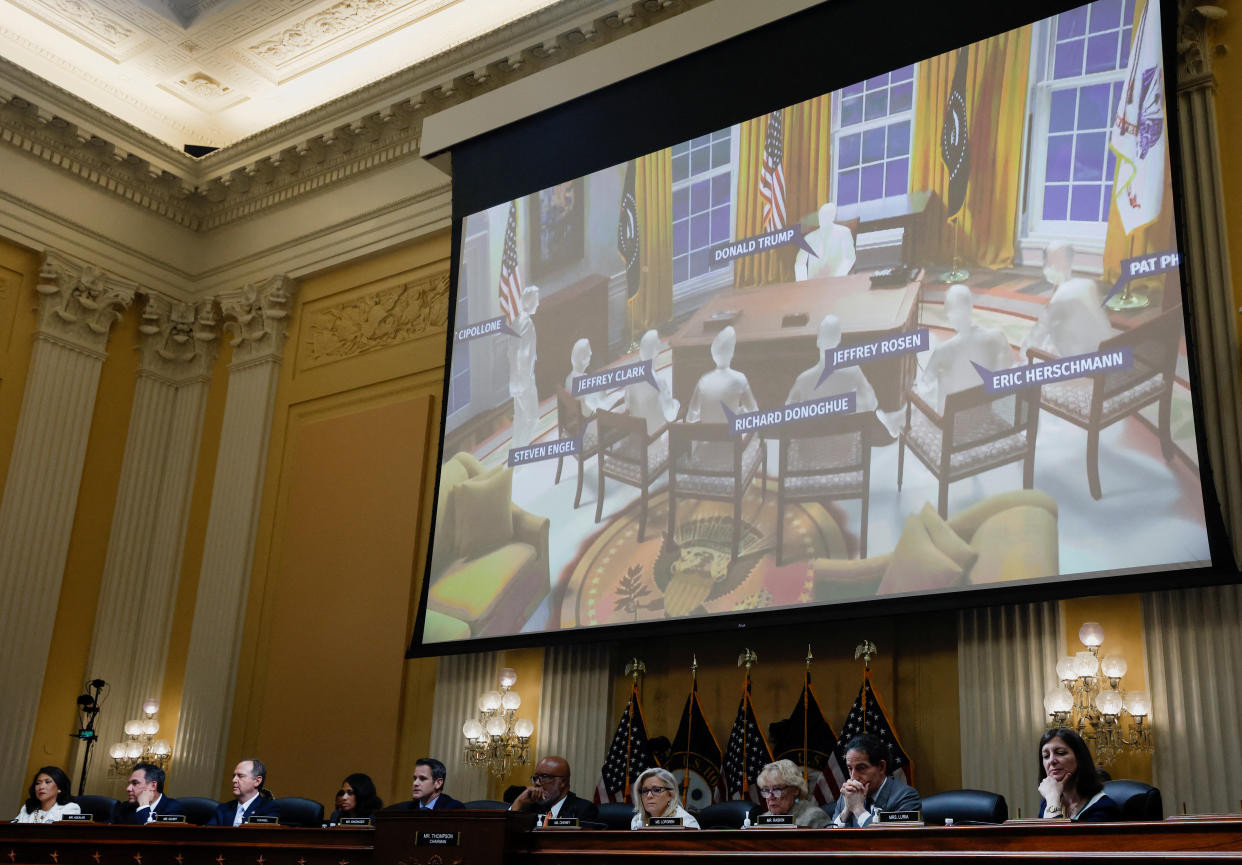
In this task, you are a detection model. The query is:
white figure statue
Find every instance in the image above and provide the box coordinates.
[686,326,758,423]
[1020,244,1115,358]
[508,284,540,448]
[624,329,681,433]
[786,314,879,412]
[794,202,857,280]
[918,283,1013,411]
[565,337,602,418]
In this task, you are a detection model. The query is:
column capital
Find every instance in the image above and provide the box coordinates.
[137,294,220,382]
[1177,0,1228,86]
[218,275,295,366]
[36,251,136,354]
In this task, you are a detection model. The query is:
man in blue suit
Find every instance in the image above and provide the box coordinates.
[111,763,186,824]
[207,759,281,826]
[391,758,464,811]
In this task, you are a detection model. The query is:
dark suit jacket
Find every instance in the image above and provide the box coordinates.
[111,795,186,825]
[540,792,598,821]
[206,796,282,826]
[1039,793,1121,822]
[831,777,921,827]
[393,794,465,812]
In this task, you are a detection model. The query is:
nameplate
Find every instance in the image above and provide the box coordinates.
[415,831,459,846]
[877,810,922,825]
[648,816,683,827]
[338,817,372,826]
[244,814,279,825]
[542,817,580,829]
[153,814,186,824]
[755,814,794,827]
[61,813,92,822]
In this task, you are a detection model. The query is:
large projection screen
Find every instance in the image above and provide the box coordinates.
[411,0,1219,655]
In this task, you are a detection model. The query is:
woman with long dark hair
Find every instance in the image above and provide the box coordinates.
[13,767,80,823]
[1037,728,1121,822]
[330,773,383,822]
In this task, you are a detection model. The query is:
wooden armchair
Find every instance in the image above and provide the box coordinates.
[594,408,670,541]
[898,382,1041,518]
[668,422,767,561]
[1027,307,1181,500]
[555,385,599,508]
[773,412,873,563]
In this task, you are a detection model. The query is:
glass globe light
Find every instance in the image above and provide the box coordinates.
[142,719,160,736]
[1095,689,1124,716]
[124,720,142,736]
[498,667,518,688]
[484,716,507,737]
[126,742,144,759]
[1074,651,1099,678]
[1055,656,1077,681]
[1125,691,1151,717]
[1100,654,1128,679]
[109,743,126,759]
[479,690,502,712]
[514,718,534,739]
[462,719,484,741]
[501,691,521,711]
[1043,686,1073,715]
[1078,621,1105,649]
[142,700,159,715]
[151,740,171,756]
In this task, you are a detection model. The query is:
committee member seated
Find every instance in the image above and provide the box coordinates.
[831,734,921,827]
[392,758,463,811]
[207,759,280,825]
[1037,728,1121,822]
[329,773,383,821]
[630,767,699,829]
[510,755,599,821]
[794,202,857,280]
[917,283,1012,412]
[12,766,81,823]
[112,762,185,824]
[686,326,758,423]
[756,759,830,828]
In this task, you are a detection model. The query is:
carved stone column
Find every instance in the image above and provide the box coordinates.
[1175,0,1242,566]
[0,251,134,799]
[82,295,220,795]
[172,276,293,795]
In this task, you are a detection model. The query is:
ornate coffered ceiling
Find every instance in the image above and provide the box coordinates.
[0,0,591,148]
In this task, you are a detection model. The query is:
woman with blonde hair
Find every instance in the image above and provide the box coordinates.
[756,759,831,828]
[629,767,700,829]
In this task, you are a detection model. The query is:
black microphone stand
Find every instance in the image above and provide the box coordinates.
[72,680,106,796]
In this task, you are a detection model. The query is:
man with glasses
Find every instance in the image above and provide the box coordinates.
[510,756,599,822]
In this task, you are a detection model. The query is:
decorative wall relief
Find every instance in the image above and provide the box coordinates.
[301,271,449,367]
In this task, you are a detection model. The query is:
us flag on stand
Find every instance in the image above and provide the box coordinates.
[723,679,774,803]
[835,668,914,786]
[595,682,657,803]
[498,200,523,323]
[769,670,845,805]
[758,110,786,231]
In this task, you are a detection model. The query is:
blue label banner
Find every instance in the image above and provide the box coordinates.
[508,433,582,467]
[816,328,929,387]
[571,359,658,397]
[1101,250,1179,305]
[455,315,518,343]
[722,392,856,435]
[709,225,817,265]
[972,346,1133,394]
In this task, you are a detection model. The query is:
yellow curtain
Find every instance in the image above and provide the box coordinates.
[910,26,1033,268]
[733,95,833,287]
[1101,0,1177,298]
[628,149,674,336]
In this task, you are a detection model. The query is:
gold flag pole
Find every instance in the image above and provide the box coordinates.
[854,640,877,729]
[623,658,646,799]
[680,655,697,803]
[803,645,813,793]
[738,648,758,798]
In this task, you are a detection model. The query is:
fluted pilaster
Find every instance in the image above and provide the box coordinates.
[82,295,219,795]
[1175,0,1242,565]
[0,251,134,799]
[535,643,615,795]
[428,652,503,804]
[172,276,293,796]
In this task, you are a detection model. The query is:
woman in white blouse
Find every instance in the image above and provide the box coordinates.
[630,767,699,829]
[12,767,81,823]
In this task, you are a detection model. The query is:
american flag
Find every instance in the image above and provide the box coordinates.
[835,668,914,786]
[770,671,845,805]
[758,110,786,232]
[595,683,656,804]
[498,200,523,322]
[723,679,773,803]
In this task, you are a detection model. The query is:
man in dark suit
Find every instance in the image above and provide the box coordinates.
[831,734,921,828]
[206,759,281,826]
[392,758,464,811]
[111,763,185,824]
[510,755,598,822]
